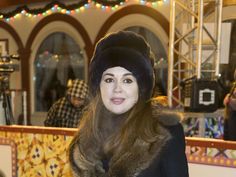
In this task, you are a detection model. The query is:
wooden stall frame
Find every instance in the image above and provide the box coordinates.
[0,39,9,56]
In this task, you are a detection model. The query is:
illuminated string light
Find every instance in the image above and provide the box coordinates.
[0,0,166,22]
[80,6,85,11]
[21,10,26,15]
[152,2,158,7]
[140,0,146,5]
[60,9,65,14]
[139,0,165,8]
[84,4,89,8]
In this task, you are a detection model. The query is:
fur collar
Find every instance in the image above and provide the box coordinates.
[156,109,183,126]
[69,111,182,177]
[107,110,181,177]
[107,124,170,177]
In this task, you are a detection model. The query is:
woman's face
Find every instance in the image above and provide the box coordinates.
[100,66,139,114]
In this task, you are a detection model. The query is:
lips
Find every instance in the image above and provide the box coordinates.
[111,97,125,105]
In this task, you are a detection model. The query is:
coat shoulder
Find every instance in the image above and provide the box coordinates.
[151,96,183,126]
[154,109,184,126]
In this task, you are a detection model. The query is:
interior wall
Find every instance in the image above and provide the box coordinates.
[0,0,170,124]
[1,1,235,124]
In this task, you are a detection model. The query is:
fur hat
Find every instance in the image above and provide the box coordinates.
[89,31,155,101]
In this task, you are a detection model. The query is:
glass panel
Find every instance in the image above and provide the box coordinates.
[124,27,168,96]
[34,32,85,112]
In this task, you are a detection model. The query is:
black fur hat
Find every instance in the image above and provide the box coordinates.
[89,31,155,101]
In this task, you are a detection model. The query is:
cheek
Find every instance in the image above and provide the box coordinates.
[125,85,139,102]
[100,83,112,102]
[101,89,109,101]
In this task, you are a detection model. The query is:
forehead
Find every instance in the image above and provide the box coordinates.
[103,66,132,75]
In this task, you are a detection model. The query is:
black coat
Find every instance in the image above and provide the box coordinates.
[70,112,189,177]
[101,123,189,177]
[224,110,236,141]
[137,123,189,177]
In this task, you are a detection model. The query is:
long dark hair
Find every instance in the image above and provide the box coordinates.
[76,92,162,163]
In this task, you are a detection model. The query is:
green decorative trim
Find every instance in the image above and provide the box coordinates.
[0,0,125,20]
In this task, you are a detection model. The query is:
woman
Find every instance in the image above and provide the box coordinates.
[69,31,189,177]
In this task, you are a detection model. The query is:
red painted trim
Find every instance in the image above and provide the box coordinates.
[186,137,236,149]
[0,125,77,136]
[2,126,236,150]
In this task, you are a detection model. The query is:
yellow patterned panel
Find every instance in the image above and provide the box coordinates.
[0,130,74,177]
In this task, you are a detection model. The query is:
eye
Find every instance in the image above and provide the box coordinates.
[104,78,114,83]
[123,78,133,84]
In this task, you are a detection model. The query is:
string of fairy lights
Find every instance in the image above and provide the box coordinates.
[0,0,167,22]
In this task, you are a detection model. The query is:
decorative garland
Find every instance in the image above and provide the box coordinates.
[0,0,166,22]
[0,0,87,18]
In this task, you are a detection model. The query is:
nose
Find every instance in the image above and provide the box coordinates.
[114,81,122,93]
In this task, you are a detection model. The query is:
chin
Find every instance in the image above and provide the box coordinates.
[109,107,131,115]
[113,111,126,115]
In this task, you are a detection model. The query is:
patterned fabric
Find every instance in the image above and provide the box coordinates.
[182,116,224,138]
[44,79,89,128]
[67,79,89,99]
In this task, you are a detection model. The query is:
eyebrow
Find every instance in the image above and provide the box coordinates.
[103,73,114,77]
